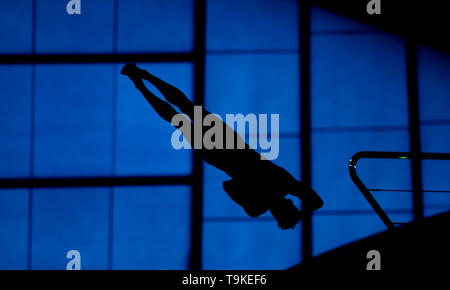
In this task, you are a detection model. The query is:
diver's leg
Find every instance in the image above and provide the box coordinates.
[121,71,193,145]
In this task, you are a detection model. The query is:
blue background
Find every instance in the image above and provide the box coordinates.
[0,0,449,269]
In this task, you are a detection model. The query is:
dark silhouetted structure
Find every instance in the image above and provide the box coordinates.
[290,211,450,272]
[121,63,323,229]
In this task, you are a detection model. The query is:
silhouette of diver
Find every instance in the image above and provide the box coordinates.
[121,63,323,229]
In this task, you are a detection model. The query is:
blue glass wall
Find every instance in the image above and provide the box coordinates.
[116,62,193,176]
[31,187,110,269]
[0,189,29,269]
[417,46,450,217]
[310,6,412,256]
[118,0,194,53]
[0,1,449,270]
[34,64,114,177]
[0,0,194,270]
[203,0,301,269]
[113,186,191,269]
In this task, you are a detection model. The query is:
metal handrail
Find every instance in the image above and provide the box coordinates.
[349,151,450,230]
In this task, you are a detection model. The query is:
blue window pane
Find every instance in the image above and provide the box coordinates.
[311,34,408,127]
[116,63,193,176]
[0,189,29,270]
[34,64,113,177]
[0,65,31,178]
[36,0,114,53]
[203,137,300,217]
[202,221,301,269]
[32,187,109,270]
[0,0,32,53]
[113,186,190,270]
[207,0,298,50]
[418,46,450,121]
[313,214,410,256]
[117,0,193,53]
[205,54,300,134]
[311,6,378,33]
[204,163,238,217]
[312,131,411,211]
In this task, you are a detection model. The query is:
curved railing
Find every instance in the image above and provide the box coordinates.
[349,151,450,230]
